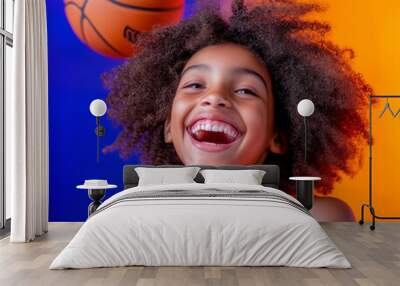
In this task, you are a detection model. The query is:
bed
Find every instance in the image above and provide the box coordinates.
[50,165,350,269]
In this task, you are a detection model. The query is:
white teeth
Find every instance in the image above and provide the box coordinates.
[190,119,239,138]
[224,127,232,137]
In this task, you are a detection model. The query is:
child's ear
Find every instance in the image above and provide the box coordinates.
[164,118,172,143]
[268,132,287,154]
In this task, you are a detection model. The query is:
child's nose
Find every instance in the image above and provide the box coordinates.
[200,92,232,108]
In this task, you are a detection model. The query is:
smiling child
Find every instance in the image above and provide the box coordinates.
[165,42,281,165]
[103,0,372,221]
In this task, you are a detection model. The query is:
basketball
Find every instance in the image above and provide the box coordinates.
[64,0,185,58]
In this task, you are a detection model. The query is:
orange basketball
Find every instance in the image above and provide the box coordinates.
[64,0,185,58]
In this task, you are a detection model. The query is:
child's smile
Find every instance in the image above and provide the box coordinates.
[164,43,285,165]
[189,120,239,145]
[187,113,243,152]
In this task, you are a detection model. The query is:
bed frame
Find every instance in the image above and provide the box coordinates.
[123,165,280,190]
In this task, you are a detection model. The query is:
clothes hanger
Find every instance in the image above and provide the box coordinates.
[379,98,400,118]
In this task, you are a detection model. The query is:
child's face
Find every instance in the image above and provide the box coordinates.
[164,43,284,165]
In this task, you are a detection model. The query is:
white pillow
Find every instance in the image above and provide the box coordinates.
[200,169,266,185]
[135,167,200,186]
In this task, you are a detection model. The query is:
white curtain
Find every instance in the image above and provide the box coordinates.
[6,0,48,242]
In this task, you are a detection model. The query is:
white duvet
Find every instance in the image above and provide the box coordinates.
[50,183,351,269]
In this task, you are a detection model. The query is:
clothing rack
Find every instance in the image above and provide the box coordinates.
[359,95,400,230]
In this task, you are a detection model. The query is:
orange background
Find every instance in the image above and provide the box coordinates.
[307,0,400,221]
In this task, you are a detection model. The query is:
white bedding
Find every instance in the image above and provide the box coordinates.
[50,183,351,269]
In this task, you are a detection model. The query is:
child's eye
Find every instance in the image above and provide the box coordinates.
[236,88,258,97]
[184,83,203,89]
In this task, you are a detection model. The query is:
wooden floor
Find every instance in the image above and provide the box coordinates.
[0,222,399,286]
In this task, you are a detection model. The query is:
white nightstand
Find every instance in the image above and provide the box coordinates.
[289,177,321,210]
[77,180,117,216]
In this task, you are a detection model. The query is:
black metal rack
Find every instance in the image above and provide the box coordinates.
[359,95,400,230]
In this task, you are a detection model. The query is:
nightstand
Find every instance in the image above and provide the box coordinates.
[77,180,117,216]
[289,177,321,210]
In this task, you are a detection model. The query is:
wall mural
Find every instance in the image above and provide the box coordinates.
[48,0,400,222]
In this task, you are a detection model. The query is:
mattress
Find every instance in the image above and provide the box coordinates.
[50,183,351,269]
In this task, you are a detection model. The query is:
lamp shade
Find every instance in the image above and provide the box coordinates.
[89,99,107,117]
[297,99,315,117]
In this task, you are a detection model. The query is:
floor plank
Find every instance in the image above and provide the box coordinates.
[0,222,399,286]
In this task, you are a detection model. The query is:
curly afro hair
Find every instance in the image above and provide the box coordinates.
[103,0,372,195]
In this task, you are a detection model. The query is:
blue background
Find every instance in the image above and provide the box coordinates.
[47,0,196,221]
